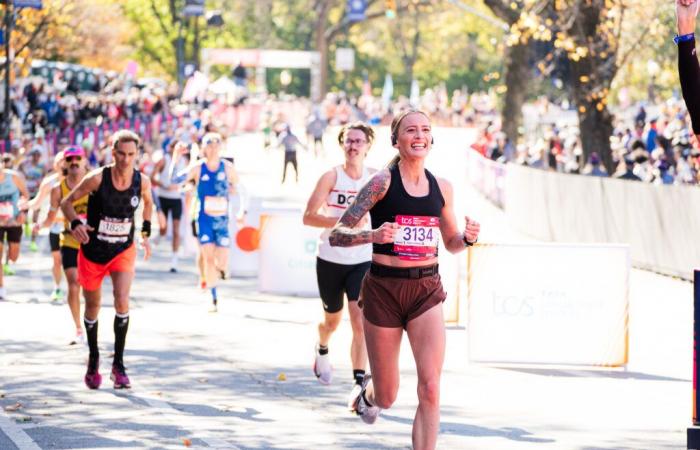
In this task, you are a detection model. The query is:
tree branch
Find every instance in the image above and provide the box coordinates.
[151,0,172,38]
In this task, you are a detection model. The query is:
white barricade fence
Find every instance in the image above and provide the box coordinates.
[467,243,630,366]
[257,204,320,296]
[465,149,506,208]
[504,164,700,280]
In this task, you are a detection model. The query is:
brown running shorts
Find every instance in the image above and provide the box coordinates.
[358,263,447,329]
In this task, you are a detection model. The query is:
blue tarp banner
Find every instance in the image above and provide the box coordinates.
[346,0,366,22]
[15,0,43,9]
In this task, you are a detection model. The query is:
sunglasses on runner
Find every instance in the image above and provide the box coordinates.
[203,138,221,146]
[66,156,82,162]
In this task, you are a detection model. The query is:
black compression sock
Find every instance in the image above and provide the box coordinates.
[318,344,328,355]
[84,317,99,359]
[113,312,129,366]
[353,369,366,385]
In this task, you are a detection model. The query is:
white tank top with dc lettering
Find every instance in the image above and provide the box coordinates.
[317,165,373,265]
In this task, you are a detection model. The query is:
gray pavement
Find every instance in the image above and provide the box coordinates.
[0,129,694,449]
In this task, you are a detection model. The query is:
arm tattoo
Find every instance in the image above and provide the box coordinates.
[329,170,390,247]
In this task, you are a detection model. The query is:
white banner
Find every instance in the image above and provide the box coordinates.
[467,243,629,366]
[257,208,320,297]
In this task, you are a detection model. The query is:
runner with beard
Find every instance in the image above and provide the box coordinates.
[38,146,88,345]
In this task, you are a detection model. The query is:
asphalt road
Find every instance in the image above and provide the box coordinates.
[0,128,693,449]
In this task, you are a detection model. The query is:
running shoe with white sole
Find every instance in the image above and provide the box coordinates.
[70,329,86,346]
[110,362,131,389]
[347,382,363,412]
[84,356,102,389]
[350,374,381,424]
[313,344,332,385]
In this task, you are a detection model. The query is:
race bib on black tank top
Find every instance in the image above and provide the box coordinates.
[393,215,440,261]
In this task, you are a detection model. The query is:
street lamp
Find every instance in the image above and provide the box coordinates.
[280,70,292,93]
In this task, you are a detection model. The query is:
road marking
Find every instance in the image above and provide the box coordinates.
[137,393,242,449]
[0,409,42,450]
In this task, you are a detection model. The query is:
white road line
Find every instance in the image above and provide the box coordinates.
[137,393,242,449]
[0,409,42,450]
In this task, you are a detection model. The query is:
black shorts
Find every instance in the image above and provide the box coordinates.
[159,197,183,221]
[316,257,371,313]
[49,232,60,252]
[0,226,22,244]
[60,246,78,270]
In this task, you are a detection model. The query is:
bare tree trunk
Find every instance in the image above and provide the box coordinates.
[566,0,618,173]
[483,0,532,142]
[315,0,332,101]
[502,42,532,143]
[193,16,200,69]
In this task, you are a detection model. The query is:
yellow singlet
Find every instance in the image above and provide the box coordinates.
[59,179,89,250]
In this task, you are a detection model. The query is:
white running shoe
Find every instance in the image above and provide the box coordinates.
[350,374,381,424]
[77,329,86,347]
[313,344,332,385]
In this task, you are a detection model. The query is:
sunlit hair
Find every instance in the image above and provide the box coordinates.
[111,129,140,152]
[337,121,375,147]
[387,109,431,168]
[53,150,65,169]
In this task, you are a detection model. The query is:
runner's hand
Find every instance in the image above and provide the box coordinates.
[677,0,700,34]
[464,216,480,244]
[372,222,398,244]
[72,223,93,244]
[141,237,151,261]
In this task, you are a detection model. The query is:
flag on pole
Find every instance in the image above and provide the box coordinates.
[381,74,393,110]
[409,78,420,107]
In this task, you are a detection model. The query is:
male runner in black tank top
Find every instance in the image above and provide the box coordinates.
[61,130,154,390]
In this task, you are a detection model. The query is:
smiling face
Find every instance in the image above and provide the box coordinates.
[342,128,370,165]
[394,112,432,160]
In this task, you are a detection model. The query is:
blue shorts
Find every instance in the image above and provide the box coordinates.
[198,215,230,247]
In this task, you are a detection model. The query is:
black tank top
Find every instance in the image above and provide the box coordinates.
[370,164,445,258]
[82,167,142,264]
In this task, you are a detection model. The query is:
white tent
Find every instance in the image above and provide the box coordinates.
[209,76,237,95]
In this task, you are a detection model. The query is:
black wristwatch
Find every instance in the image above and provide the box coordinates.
[462,234,475,247]
[70,219,83,231]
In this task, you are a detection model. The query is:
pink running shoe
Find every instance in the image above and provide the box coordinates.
[84,357,102,390]
[110,363,131,389]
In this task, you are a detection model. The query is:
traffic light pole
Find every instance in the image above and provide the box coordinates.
[3,0,11,154]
